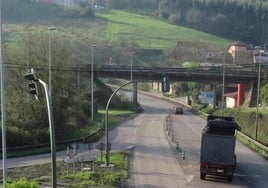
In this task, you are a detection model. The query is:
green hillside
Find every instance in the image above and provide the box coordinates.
[2,6,233,67]
[3,6,231,52]
[97,10,230,50]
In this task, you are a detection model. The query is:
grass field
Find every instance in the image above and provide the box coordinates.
[3,0,233,51]
[3,8,233,67]
[96,10,231,50]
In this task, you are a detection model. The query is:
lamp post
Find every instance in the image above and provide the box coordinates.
[48,27,56,98]
[104,81,133,166]
[91,44,96,121]
[221,52,226,116]
[255,47,264,140]
[130,51,135,81]
[0,0,7,184]
[130,51,135,102]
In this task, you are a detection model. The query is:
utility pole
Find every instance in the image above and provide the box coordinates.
[221,52,226,116]
[91,44,96,121]
[130,51,135,102]
[0,0,7,184]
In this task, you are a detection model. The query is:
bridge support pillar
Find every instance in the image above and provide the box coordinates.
[212,83,216,109]
[237,84,245,107]
[133,82,138,104]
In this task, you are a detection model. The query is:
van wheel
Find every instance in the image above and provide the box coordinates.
[200,173,206,180]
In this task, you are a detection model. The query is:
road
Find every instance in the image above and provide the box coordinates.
[111,93,187,187]
[170,110,268,188]
[1,93,268,188]
[111,93,268,187]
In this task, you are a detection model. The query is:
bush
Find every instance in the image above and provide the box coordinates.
[3,178,40,188]
[159,11,170,19]
[168,13,181,25]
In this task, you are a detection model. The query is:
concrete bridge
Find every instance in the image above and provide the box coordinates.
[92,65,258,83]
[86,64,260,108]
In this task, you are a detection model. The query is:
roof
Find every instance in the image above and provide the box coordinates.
[230,40,247,47]
[225,92,238,99]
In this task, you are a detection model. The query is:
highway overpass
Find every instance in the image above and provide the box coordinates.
[91,65,259,84]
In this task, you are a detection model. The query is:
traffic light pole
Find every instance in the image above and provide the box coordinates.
[38,79,57,188]
[24,69,57,187]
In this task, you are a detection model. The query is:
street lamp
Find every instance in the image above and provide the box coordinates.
[0,0,7,184]
[104,81,133,167]
[48,27,56,98]
[255,46,264,140]
[221,52,226,116]
[91,44,96,121]
[130,51,135,81]
[130,51,135,102]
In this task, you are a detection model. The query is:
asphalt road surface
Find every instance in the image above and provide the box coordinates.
[170,109,268,188]
[115,93,268,188]
[1,92,268,188]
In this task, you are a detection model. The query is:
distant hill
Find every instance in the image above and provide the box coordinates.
[100,0,268,46]
[2,1,232,66]
[96,10,230,50]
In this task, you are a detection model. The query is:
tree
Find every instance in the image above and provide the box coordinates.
[186,8,205,28]
[2,31,92,146]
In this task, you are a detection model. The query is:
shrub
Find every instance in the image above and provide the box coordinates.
[168,13,181,25]
[3,178,40,188]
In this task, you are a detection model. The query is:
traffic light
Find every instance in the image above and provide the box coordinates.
[28,81,38,96]
[24,69,39,99]
[162,75,170,92]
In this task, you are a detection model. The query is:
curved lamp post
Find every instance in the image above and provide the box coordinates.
[105,81,133,166]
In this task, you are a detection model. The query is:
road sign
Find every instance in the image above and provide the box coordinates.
[162,75,170,92]
[200,91,214,104]
[63,154,76,164]
[77,154,97,162]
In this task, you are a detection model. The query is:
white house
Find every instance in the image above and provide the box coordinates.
[225,92,237,108]
[254,51,268,64]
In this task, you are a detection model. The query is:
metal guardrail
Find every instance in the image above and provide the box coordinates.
[236,131,268,153]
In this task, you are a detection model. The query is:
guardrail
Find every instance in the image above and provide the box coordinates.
[236,131,268,154]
